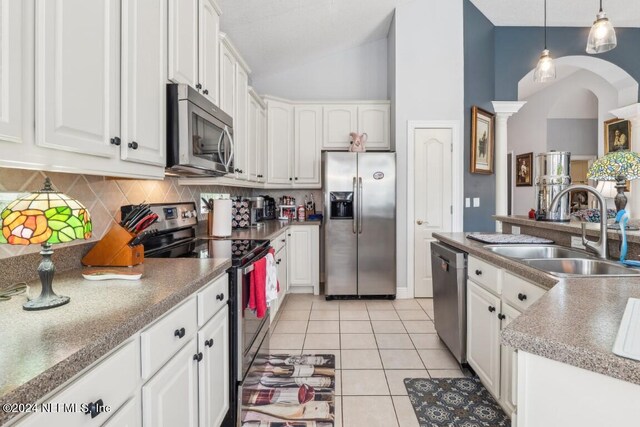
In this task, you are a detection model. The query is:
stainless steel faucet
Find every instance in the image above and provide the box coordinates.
[550,184,608,259]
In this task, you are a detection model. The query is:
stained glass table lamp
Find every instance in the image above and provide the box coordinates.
[587,150,640,214]
[0,177,92,310]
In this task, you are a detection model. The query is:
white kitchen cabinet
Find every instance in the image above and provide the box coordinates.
[287,226,320,295]
[120,0,166,167]
[358,104,390,150]
[167,0,198,88]
[499,302,521,420]
[467,279,502,399]
[248,89,268,183]
[219,36,236,117]
[35,0,120,158]
[277,245,289,296]
[267,99,294,185]
[142,339,199,427]
[0,0,23,145]
[234,65,249,180]
[198,0,220,105]
[259,107,268,183]
[294,105,322,186]
[322,105,357,150]
[103,395,141,427]
[198,306,229,427]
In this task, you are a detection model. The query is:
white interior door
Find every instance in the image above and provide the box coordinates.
[414,128,453,297]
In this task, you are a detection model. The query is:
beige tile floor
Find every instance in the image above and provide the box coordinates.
[268,294,466,427]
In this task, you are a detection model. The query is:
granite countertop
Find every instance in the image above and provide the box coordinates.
[201,219,322,242]
[0,257,231,425]
[434,232,640,386]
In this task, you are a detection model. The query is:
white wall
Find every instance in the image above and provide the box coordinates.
[252,38,388,100]
[393,0,465,291]
[509,69,617,215]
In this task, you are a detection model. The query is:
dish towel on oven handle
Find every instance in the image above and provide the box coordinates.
[249,256,267,319]
[266,248,280,307]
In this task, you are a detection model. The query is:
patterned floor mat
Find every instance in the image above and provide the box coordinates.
[404,377,510,427]
[241,354,336,427]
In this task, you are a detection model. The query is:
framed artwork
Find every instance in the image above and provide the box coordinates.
[604,118,632,153]
[515,152,533,187]
[470,106,494,174]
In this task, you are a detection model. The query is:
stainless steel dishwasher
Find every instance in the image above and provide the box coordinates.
[430,241,468,365]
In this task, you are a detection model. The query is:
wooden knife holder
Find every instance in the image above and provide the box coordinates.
[82,223,144,267]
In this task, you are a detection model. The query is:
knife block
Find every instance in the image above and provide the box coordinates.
[82,223,144,267]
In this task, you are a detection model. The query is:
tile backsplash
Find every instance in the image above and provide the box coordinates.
[0,168,251,259]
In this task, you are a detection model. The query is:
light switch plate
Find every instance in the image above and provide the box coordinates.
[571,235,586,250]
[512,226,521,235]
[465,198,471,208]
[473,198,480,207]
[199,193,230,214]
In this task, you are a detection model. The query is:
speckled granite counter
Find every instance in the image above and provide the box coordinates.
[434,232,640,386]
[0,257,231,425]
[200,219,322,241]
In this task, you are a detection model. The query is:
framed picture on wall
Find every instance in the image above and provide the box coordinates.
[515,152,533,187]
[470,106,495,174]
[604,118,632,153]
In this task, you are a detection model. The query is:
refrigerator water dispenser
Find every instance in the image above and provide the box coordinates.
[330,192,354,219]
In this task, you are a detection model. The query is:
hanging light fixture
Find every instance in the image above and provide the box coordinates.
[586,0,617,54]
[534,0,556,83]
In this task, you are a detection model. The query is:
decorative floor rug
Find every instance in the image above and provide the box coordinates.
[241,353,336,427]
[404,377,510,427]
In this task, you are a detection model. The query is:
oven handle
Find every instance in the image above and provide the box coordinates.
[240,246,272,276]
[242,264,255,275]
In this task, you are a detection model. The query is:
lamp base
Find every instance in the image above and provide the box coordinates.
[23,294,70,311]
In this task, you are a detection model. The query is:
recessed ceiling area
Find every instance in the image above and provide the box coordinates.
[217,0,413,76]
[470,0,640,27]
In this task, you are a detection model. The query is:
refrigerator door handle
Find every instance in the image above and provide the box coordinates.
[358,177,363,234]
[353,177,358,234]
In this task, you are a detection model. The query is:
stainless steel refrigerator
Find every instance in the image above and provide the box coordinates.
[323,152,396,297]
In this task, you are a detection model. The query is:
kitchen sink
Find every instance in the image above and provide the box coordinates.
[521,258,640,277]
[484,244,591,260]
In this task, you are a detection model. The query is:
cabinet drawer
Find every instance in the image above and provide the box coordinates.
[17,339,140,427]
[141,297,197,379]
[502,272,546,312]
[197,274,229,327]
[271,231,287,254]
[468,256,502,295]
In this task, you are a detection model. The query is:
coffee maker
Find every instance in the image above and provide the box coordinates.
[248,197,265,227]
[262,196,277,220]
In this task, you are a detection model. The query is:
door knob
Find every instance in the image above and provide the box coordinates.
[416,220,424,225]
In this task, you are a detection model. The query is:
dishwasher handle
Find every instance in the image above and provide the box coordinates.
[437,255,450,272]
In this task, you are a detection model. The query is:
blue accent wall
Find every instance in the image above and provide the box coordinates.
[495,27,640,101]
[464,0,496,231]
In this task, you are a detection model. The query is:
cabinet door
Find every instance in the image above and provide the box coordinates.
[277,245,288,295]
[267,100,294,185]
[219,41,236,117]
[0,0,22,145]
[121,0,166,166]
[248,95,259,181]
[198,0,220,105]
[103,395,141,427]
[142,339,199,427]
[500,303,521,416]
[35,0,120,158]
[258,105,268,183]
[294,105,322,186]
[467,280,501,398]
[234,66,249,180]
[322,105,357,150]
[288,227,313,287]
[168,0,198,87]
[198,307,229,427]
[358,104,390,150]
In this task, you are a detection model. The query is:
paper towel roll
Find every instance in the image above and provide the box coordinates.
[210,199,232,237]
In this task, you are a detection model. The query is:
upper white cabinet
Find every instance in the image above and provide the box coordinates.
[234,65,249,180]
[266,99,294,185]
[358,104,391,150]
[322,103,391,151]
[35,0,121,158]
[219,39,235,117]
[294,105,322,185]
[121,0,167,167]
[168,0,219,104]
[0,0,23,145]
[248,89,267,182]
[198,0,220,105]
[322,105,357,150]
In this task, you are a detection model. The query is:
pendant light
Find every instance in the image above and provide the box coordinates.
[586,0,617,54]
[534,0,556,83]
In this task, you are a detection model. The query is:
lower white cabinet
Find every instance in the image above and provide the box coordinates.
[269,231,288,321]
[467,279,502,398]
[499,302,521,419]
[142,339,199,427]
[103,395,141,427]
[287,225,320,295]
[198,307,229,427]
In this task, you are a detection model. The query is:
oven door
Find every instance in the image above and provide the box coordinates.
[237,249,272,383]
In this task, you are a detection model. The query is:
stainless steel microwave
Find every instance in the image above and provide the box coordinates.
[166,84,234,177]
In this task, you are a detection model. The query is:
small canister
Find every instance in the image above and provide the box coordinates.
[297,205,306,222]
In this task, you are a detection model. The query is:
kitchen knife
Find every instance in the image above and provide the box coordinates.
[126,208,152,231]
[129,229,157,247]
[134,213,159,232]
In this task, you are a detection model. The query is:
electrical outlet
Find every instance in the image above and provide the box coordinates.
[199,193,230,214]
[465,198,471,208]
[571,235,586,250]
[512,226,521,235]
[473,197,480,207]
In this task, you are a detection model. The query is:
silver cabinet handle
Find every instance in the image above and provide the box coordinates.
[352,177,357,234]
[358,177,363,234]
[417,220,424,225]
